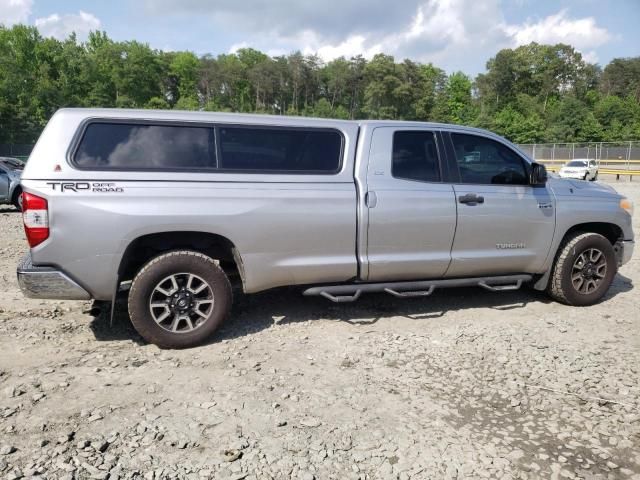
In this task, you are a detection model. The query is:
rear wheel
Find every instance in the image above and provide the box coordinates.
[548,232,616,306]
[128,251,232,348]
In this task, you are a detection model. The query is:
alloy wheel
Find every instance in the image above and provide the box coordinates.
[571,248,607,294]
[149,273,214,333]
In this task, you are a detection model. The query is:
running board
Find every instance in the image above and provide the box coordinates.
[303,274,532,303]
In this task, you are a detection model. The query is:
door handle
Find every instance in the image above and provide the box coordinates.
[365,191,377,208]
[458,193,484,205]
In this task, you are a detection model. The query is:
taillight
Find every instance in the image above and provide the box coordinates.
[22,192,49,247]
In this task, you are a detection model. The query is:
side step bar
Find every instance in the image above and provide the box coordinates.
[303,274,532,303]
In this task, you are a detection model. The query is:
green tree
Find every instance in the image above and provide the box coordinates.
[116,41,164,107]
[415,63,446,120]
[493,107,545,143]
[169,51,200,107]
[363,54,401,119]
[545,97,596,142]
[577,112,604,142]
[601,57,640,100]
[433,72,476,124]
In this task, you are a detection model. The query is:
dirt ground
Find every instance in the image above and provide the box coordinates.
[0,178,639,480]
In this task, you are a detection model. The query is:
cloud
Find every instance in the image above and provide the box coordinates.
[145,0,420,42]
[143,0,613,72]
[0,0,33,25]
[34,10,101,40]
[581,50,599,64]
[503,9,612,50]
[379,0,509,66]
[0,2,102,43]
[228,41,249,54]
[257,0,510,71]
[313,34,383,60]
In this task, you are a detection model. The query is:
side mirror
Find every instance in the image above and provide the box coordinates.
[530,162,547,186]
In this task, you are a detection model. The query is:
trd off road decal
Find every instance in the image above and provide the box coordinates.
[47,182,124,193]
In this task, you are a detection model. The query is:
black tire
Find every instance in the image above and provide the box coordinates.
[548,232,616,306]
[128,251,232,348]
[593,172,598,181]
[11,188,22,211]
[583,173,588,180]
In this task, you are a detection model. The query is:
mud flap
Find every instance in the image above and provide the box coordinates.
[110,276,120,327]
[533,269,551,291]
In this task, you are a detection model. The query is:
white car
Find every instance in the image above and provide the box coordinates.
[559,159,598,181]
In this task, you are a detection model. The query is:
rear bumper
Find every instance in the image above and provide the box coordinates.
[17,253,91,300]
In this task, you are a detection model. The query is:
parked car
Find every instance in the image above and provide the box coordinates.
[559,159,599,181]
[16,109,634,348]
[0,156,24,209]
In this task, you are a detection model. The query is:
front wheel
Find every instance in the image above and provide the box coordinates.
[548,232,616,306]
[128,251,232,348]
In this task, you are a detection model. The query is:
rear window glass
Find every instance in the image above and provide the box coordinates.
[218,126,342,173]
[392,131,440,182]
[74,123,215,169]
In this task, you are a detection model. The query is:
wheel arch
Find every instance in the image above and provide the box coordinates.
[534,221,623,291]
[560,222,623,246]
[117,231,245,290]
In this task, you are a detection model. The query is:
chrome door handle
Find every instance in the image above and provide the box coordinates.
[365,191,377,208]
[458,193,484,205]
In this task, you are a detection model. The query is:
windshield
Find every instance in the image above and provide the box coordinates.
[566,160,588,167]
[0,158,24,171]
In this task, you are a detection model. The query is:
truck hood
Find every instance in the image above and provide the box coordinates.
[548,176,619,198]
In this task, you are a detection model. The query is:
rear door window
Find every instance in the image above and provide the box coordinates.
[74,123,215,170]
[392,131,441,182]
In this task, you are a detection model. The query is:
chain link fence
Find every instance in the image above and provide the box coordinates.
[0,144,34,161]
[517,141,640,173]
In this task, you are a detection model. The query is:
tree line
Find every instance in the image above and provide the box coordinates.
[1,24,639,145]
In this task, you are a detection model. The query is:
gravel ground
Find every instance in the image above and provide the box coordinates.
[0,179,639,480]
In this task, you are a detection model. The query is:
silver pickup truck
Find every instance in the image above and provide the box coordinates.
[17,109,634,348]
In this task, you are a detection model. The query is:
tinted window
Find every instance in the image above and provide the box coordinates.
[218,127,342,172]
[392,131,440,182]
[74,123,215,169]
[567,160,588,167]
[451,133,528,185]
